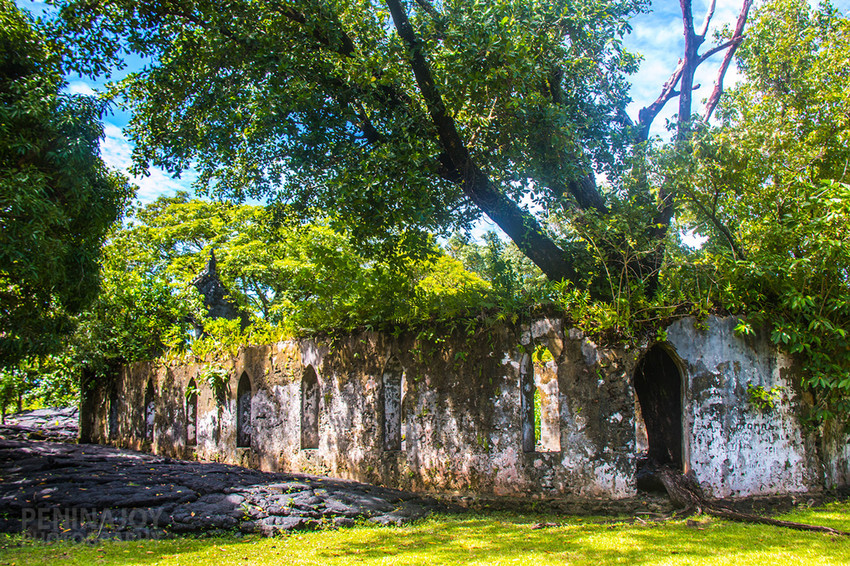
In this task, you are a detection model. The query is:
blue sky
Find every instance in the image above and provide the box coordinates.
[20,0,850,207]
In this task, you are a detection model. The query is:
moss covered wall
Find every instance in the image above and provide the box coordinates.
[85,316,849,500]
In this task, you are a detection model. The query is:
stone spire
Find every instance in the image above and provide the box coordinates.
[191,251,249,330]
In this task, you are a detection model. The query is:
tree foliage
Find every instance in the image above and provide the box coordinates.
[47,0,748,285]
[0,0,131,367]
[19,0,850,420]
[0,354,79,416]
[674,0,850,420]
[73,194,497,368]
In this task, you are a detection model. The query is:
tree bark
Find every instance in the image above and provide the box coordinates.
[657,466,848,536]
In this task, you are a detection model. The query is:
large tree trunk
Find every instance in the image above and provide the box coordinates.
[386,0,580,284]
[77,366,97,444]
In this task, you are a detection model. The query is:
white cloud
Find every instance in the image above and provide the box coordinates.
[67,81,96,96]
[682,228,709,249]
[133,168,199,204]
[99,121,197,204]
[100,123,133,170]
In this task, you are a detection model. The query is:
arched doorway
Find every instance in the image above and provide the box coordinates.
[634,344,683,481]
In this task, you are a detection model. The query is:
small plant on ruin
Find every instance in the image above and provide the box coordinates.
[198,366,229,402]
[747,384,782,412]
[185,380,199,399]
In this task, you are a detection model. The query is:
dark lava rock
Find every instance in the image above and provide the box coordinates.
[0,435,447,540]
[1,407,79,442]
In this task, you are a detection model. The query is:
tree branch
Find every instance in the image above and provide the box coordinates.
[697,0,717,38]
[703,0,753,121]
[684,190,746,260]
[637,60,685,141]
[385,0,578,282]
[271,3,356,57]
[413,0,441,20]
[697,38,738,64]
[677,0,704,141]
[639,0,751,140]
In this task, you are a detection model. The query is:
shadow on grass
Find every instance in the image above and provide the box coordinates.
[304,514,849,565]
[2,508,849,566]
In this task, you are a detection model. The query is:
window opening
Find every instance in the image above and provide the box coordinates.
[382,357,404,451]
[301,366,320,449]
[186,378,198,447]
[236,372,252,448]
[144,380,155,442]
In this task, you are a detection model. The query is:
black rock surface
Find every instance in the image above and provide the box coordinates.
[0,434,447,540]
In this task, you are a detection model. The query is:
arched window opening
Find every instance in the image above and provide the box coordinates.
[144,380,155,442]
[521,346,561,452]
[634,344,684,477]
[186,378,198,447]
[301,366,320,449]
[533,388,542,445]
[382,357,405,451]
[236,372,252,448]
[108,387,119,440]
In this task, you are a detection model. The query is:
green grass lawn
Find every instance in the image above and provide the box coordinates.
[1,502,848,565]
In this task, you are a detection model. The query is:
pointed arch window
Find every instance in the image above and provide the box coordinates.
[144,380,155,442]
[521,347,560,452]
[301,366,320,449]
[382,357,405,451]
[236,372,252,448]
[186,378,198,446]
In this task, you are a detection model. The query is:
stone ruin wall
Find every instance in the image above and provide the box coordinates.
[83,316,850,500]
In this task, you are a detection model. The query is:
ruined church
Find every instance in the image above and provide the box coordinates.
[81,315,850,502]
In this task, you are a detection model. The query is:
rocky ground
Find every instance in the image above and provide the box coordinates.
[0,407,79,442]
[0,409,448,541]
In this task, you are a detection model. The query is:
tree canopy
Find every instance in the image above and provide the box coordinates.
[674,0,850,420]
[0,0,131,368]
[72,194,501,369]
[8,0,848,420]
[48,0,755,287]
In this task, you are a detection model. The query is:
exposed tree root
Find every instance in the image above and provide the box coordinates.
[657,466,848,536]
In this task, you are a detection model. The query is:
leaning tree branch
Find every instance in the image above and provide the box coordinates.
[703,0,753,121]
[385,0,579,283]
[697,0,717,38]
[538,67,607,213]
[636,60,685,142]
[413,0,441,20]
[682,189,746,260]
[697,38,739,64]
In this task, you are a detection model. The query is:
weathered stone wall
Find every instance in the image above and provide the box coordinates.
[86,316,849,500]
[667,317,822,497]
